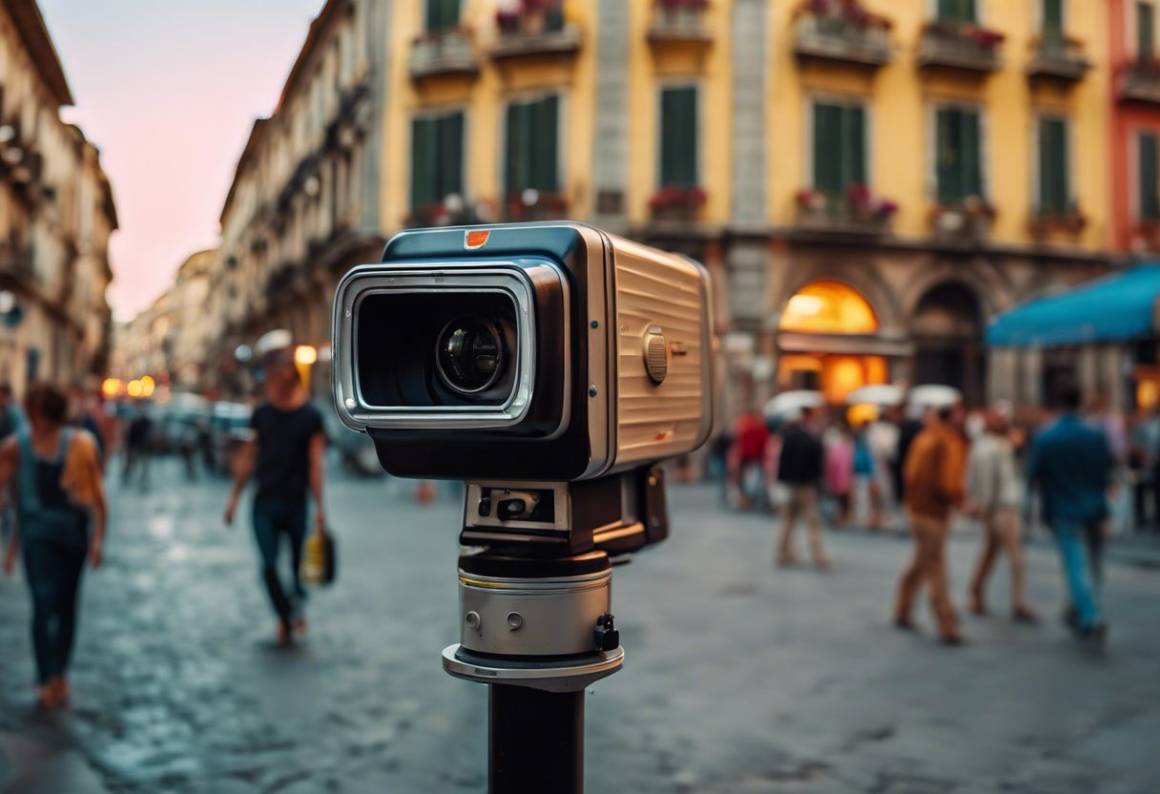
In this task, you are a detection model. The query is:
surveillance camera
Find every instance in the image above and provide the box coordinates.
[332,222,714,553]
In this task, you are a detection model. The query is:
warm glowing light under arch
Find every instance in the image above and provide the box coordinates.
[779,281,880,335]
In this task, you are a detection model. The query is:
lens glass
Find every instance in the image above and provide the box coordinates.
[436,317,504,394]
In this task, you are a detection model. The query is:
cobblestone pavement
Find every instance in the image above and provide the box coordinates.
[1,460,1158,793]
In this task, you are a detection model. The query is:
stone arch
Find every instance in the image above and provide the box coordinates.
[771,258,903,336]
[908,278,988,406]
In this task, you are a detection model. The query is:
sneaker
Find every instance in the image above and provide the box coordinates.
[276,622,293,647]
[893,616,916,631]
[939,634,966,647]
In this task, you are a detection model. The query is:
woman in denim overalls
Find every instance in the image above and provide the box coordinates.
[1,383,107,708]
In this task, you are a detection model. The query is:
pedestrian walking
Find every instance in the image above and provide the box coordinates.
[0,383,27,544]
[776,406,830,569]
[0,382,107,708]
[823,424,853,527]
[1027,384,1114,643]
[893,404,967,645]
[853,422,883,530]
[728,411,770,510]
[121,405,153,490]
[965,410,1037,623]
[223,330,328,646]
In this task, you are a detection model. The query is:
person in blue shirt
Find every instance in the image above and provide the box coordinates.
[1026,383,1113,641]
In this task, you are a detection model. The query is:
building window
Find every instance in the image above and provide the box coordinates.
[660,86,698,188]
[937,0,977,24]
[410,110,465,210]
[1139,2,1155,60]
[935,106,983,205]
[812,100,866,195]
[505,94,559,197]
[425,0,460,33]
[1140,131,1160,221]
[1042,0,1063,43]
[779,281,879,335]
[1038,117,1069,214]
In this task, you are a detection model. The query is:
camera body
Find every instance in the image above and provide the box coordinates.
[332,222,713,554]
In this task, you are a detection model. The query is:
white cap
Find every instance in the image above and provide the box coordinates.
[254,329,293,359]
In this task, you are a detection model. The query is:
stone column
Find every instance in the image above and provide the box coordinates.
[590,0,630,233]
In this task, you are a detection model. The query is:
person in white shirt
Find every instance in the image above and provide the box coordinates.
[965,410,1037,623]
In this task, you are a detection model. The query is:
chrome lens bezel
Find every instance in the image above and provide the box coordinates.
[332,260,567,432]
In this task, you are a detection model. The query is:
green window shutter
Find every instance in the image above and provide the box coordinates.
[426,0,460,32]
[1042,0,1063,42]
[662,87,698,188]
[1140,3,1155,60]
[438,111,464,200]
[1039,118,1068,214]
[505,102,528,196]
[813,103,842,194]
[1140,133,1159,221]
[938,0,975,23]
[411,117,436,209]
[845,104,866,187]
[961,110,982,199]
[531,94,559,192]
[936,108,959,204]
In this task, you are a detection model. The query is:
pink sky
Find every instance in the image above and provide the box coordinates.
[39,0,324,320]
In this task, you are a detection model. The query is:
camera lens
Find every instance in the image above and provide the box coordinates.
[435,316,505,394]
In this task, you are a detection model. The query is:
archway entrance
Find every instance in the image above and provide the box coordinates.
[777,280,890,403]
[911,282,985,406]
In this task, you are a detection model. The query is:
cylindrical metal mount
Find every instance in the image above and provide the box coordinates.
[457,551,612,657]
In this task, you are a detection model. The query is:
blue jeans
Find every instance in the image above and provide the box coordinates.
[252,496,308,625]
[22,537,87,684]
[1051,520,1105,629]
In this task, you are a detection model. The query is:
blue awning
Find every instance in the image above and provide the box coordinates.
[986,265,1160,347]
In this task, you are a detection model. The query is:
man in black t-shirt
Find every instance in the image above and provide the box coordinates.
[225,330,327,645]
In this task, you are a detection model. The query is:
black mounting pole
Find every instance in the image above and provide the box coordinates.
[489,684,584,794]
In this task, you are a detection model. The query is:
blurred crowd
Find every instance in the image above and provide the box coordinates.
[713,382,1147,646]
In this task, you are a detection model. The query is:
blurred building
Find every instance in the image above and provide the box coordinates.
[0,0,117,395]
[205,0,387,397]
[176,0,1134,414]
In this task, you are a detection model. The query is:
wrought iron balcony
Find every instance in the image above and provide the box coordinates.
[410,29,479,79]
[918,22,1003,74]
[1028,206,1087,240]
[648,4,710,45]
[929,201,995,243]
[1026,36,1091,83]
[794,13,891,68]
[1118,60,1160,105]
[491,23,580,61]
[794,188,895,237]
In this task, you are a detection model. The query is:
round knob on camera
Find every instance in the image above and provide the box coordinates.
[642,326,668,385]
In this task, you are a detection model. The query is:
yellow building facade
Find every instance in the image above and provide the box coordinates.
[201,0,1123,413]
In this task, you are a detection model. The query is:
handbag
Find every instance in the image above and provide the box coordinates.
[302,527,337,586]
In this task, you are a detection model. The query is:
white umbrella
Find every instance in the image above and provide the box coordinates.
[763,390,824,419]
[907,384,962,410]
[846,384,904,406]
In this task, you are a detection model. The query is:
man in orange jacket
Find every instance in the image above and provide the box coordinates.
[893,403,968,645]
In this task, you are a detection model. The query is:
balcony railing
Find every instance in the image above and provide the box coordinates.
[648,2,710,44]
[794,187,896,236]
[1028,206,1087,240]
[929,199,995,243]
[648,186,707,224]
[1026,36,1091,83]
[410,29,479,79]
[1118,60,1160,105]
[502,190,568,222]
[918,22,1003,74]
[793,3,891,68]
[492,5,580,60]
[405,196,492,228]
